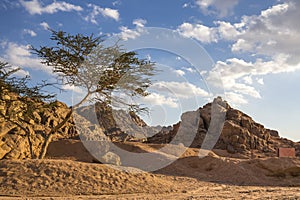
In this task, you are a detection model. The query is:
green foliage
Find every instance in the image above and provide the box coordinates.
[32,30,101,86]
[32,30,156,111]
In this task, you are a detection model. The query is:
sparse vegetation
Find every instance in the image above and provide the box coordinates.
[0,61,56,158]
[0,29,156,159]
[31,30,156,158]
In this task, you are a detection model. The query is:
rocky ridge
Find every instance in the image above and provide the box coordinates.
[0,90,76,159]
[0,90,299,160]
[0,92,153,160]
[147,97,300,157]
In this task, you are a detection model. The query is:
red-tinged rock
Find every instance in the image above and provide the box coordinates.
[277,148,296,157]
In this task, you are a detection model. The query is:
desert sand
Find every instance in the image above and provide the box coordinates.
[0,140,299,199]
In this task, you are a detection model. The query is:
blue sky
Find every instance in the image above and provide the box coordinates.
[1,0,300,141]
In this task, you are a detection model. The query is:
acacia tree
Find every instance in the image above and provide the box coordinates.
[32,30,156,158]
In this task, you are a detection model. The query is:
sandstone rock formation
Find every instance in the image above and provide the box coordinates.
[1,90,299,160]
[0,92,150,160]
[147,97,299,157]
[76,102,160,142]
[0,90,76,159]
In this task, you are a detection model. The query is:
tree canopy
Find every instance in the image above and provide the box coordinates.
[32,30,156,111]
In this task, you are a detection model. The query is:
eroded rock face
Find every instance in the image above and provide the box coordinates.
[1,91,298,160]
[76,102,160,142]
[147,97,299,157]
[0,94,151,160]
[214,109,272,154]
[0,91,76,159]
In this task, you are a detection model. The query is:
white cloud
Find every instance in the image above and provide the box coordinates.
[141,93,178,108]
[101,8,119,21]
[182,3,190,8]
[0,42,52,74]
[85,4,119,23]
[19,0,83,15]
[119,26,142,41]
[40,22,50,30]
[133,18,147,28]
[215,21,240,40]
[207,55,300,101]
[257,78,264,85]
[152,81,210,99]
[197,1,300,105]
[184,0,300,56]
[177,20,241,44]
[1,64,30,78]
[112,1,121,6]
[231,83,261,99]
[225,92,248,105]
[222,1,300,65]
[23,29,37,37]
[119,19,147,40]
[261,3,289,18]
[174,70,185,76]
[231,39,253,52]
[178,22,218,43]
[243,76,252,85]
[195,0,239,17]
[183,67,196,73]
[62,84,84,94]
[14,69,30,77]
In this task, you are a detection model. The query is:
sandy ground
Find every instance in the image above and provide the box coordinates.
[0,185,299,199]
[0,140,299,199]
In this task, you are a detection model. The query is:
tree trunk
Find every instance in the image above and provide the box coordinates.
[37,91,92,159]
[38,133,54,159]
[26,127,35,159]
[38,109,73,159]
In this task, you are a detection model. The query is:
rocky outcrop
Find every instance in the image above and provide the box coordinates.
[0,92,151,160]
[0,90,76,160]
[76,102,160,142]
[147,97,299,157]
[1,90,299,160]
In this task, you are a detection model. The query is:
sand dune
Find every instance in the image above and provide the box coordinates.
[0,140,299,199]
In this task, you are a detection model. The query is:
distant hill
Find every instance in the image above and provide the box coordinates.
[147,97,300,158]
